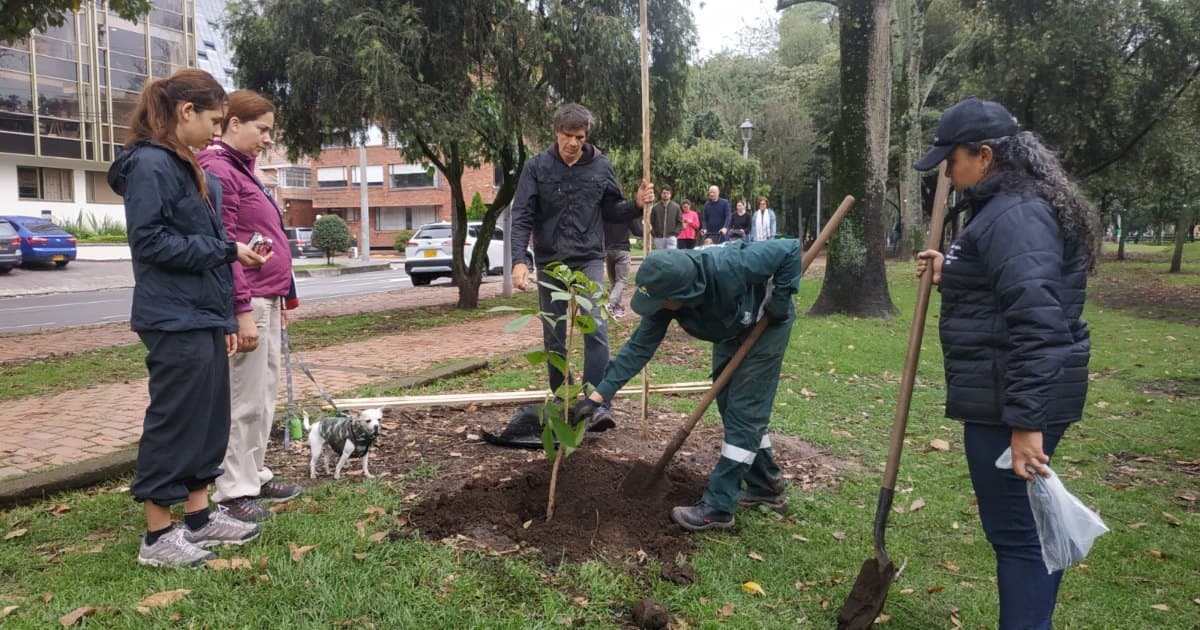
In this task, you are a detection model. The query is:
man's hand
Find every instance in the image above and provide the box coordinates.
[719,227,727,235]
[512,262,529,291]
[569,397,599,423]
[635,180,656,209]
[225,333,238,357]
[281,306,292,329]
[915,249,944,285]
[1010,429,1051,482]
[235,242,270,267]
[236,311,259,353]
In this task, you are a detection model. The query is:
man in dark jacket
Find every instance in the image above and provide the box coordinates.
[648,186,682,250]
[701,185,731,243]
[509,103,654,429]
[572,241,802,531]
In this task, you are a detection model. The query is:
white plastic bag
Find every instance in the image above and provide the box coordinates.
[995,447,1109,573]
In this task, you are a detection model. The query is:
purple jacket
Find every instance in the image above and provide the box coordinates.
[198,141,294,314]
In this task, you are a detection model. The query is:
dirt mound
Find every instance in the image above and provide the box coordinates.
[268,399,843,566]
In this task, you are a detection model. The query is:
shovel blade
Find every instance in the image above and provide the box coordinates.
[619,461,665,497]
[836,557,897,630]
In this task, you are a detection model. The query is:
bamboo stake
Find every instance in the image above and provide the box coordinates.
[333,382,711,410]
[638,0,652,440]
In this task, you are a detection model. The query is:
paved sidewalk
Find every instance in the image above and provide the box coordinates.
[0,315,541,481]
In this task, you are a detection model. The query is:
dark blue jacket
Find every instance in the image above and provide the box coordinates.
[108,141,239,333]
[509,143,641,267]
[937,179,1090,430]
[701,198,732,235]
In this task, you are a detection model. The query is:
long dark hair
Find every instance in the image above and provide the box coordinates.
[964,131,1099,271]
[125,69,227,199]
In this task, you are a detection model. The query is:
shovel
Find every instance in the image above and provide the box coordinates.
[837,171,951,629]
[620,194,856,496]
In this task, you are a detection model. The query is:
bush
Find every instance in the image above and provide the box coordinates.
[466,192,488,220]
[58,211,127,242]
[393,230,414,252]
[312,215,352,264]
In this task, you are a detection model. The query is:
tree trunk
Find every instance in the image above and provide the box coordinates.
[1117,213,1126,260]
[809,0,896,318]
[1169,206,1191,273]
[896,0,930,261]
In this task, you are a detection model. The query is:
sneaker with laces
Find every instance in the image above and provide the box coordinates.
[185,511,262,548]
[604,302,618,318]
[612,303,627,319]
[671,502,735,531]
[258,481,302,504]
[137,527,215,568]
[216,496,274,522]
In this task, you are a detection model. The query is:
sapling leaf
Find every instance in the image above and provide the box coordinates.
[537,280,562,292]
[575,296,594,312]
[524,349,550,366]
[545,353,567,375]
[550,291,571,303]
[503,314,533,333]
[540,423,556,459]
[575,315,596,334]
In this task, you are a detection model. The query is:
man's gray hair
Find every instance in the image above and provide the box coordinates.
[553,103,594,134]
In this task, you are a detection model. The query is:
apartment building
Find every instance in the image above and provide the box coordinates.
[0,0,196,225]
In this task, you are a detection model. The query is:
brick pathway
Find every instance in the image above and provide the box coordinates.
[0,315,540,480]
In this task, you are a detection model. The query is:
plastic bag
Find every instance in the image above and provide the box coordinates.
[995,447,1109,573]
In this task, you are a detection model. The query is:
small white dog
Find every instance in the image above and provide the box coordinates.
[303,408,383,479]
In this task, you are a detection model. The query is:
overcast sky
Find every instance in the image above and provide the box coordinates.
[691,0,778,59]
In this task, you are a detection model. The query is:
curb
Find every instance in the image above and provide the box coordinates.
[293,262,394,278]
[0,356,492,508]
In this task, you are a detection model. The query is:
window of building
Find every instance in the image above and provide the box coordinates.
[377,205,437,230]
[350,164,384,187]
[197,49,208,59]
[202,39,216,50]
[17,166,74,201]
[389,163,436,189]
[85,170,121,203]
[278,167,311,188]
[344,207,359,222]
[316,166,346,188]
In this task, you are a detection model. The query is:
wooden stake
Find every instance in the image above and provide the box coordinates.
[639,0,652,440]
[333,381,711,410]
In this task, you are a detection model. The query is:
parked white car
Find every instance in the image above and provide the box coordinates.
[403,221,530,286]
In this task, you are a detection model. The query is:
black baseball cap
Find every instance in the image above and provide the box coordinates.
[914,96,1019,171]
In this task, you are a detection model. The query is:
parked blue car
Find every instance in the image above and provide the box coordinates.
[0,216,77,268]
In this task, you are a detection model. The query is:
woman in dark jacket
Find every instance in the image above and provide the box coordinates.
[915,97,1097,629]
[108,69,268,568]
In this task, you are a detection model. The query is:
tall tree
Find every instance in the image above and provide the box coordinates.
[1,0,149,43]
[780,0,897,317]
[227,0,693,308]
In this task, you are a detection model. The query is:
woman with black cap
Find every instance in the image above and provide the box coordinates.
[914,96,1098,629]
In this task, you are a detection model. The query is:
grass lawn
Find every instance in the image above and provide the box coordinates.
[1,250,1197,628]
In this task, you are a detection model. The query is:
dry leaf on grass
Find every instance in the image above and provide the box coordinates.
[927,585,945,594]
[1,606,18,619]
[3,528,27,540]
[354,552,369,560]
[831,531,846,540]
[909,498,926,512]
[939,560,961,572]
[747,551,764,562]
[716,602,735,618]
[1150,604,1171,612]
[930,439,951,452]
[138,589,190,609]
[364,505,387,516]
[50,503,71,516]
[206,558,252,570]
[367,532,388,543]
[1174,491,1196,503]
[1162,512,1182,527]
[289,542,317,562]
[741,581,765,596]
[899,588,914,595]
[58,606,97,626]
[791,534,809,542]
[41,593,53,604]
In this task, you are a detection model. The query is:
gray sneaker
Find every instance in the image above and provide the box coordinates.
[217,496,274,522]
[184,511,261,548]
[136,527,215,568]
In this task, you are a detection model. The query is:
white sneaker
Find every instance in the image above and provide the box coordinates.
[136,527,215,568]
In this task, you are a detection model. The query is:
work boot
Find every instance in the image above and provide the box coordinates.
[586,404,616,432]
[216,496,274,522]
[185,511,262,548]
[258,481,302,504]
[737,488,789,512]
[671,502,735,532]
[136,527,215,568]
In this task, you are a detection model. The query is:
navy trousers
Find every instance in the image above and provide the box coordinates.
[964,422,1068,630]
[537,259,609,393]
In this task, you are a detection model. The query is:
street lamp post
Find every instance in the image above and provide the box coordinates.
[740,119,754,159]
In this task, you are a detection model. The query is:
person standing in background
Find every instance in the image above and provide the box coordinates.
[701,185,731,243]
[750,197,776,242]
[678,200,700,249]
[648,186,682,250]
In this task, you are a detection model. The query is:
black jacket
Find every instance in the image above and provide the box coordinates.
[510,143,641,267]
[108,141,239,333]
[604,216,643,252]
[937,179,1090,430]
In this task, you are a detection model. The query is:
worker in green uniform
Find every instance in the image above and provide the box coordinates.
[571,239,802,531]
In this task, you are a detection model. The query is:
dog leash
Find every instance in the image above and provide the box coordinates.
[282,327,297,451]
[281,329,340,413]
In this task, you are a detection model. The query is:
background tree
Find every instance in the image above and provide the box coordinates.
[312,215,352,265]
[1,0,149,43]
[227,0,694,308]
[610,139,764,212]
[779,0,897,317]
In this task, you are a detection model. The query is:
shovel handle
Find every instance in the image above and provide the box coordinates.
[647,195,857,480]
[872,171,951,561]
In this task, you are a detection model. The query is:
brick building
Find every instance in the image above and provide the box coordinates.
[256,130,502,252]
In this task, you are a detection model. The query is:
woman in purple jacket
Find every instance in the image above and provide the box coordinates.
[198,90,302,523]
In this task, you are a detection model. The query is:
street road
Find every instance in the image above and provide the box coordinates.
[0,268,418,333]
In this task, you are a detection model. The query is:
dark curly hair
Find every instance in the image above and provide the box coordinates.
[963,131,1099,272]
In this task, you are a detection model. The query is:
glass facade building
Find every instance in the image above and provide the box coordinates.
[0,1,195,220]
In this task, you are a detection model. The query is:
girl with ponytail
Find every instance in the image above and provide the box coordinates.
[107,69,270,567]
